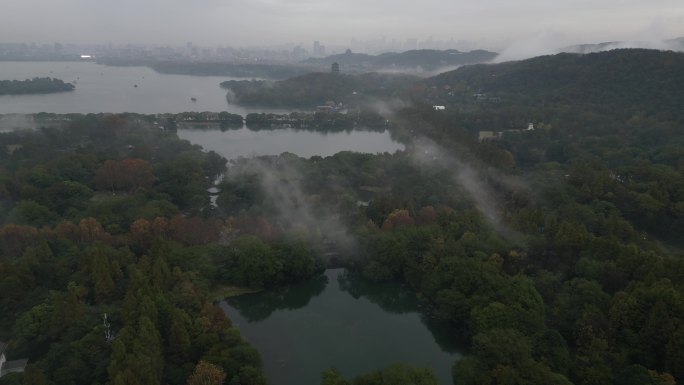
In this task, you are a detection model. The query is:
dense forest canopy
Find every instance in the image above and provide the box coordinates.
[1,48,684,385]
[0,114,330,385]
[419,49,684,113]
[221,72,418,108]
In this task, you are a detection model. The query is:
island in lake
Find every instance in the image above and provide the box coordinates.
[221,72,417,108]
[0,77,74,95]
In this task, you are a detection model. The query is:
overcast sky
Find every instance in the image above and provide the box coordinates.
[2,0,683,49]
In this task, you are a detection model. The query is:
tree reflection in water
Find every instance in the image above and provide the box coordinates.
[225,274,328,322]
[337,270,464,354]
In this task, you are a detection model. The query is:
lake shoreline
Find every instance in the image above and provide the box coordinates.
[0,61,284,114]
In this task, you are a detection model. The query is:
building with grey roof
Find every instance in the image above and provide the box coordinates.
[0,341,28,378]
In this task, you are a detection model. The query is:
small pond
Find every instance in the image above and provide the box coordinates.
[220,269,462,385]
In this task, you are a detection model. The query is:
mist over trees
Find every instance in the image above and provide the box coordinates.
[1,48,684,385]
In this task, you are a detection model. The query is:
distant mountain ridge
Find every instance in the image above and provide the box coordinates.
[561,37,684,54]
[97,58,315,80]
[421,49,684,113]
[302,49,497,74]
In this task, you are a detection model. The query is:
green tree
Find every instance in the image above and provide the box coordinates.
[6,200,56,227]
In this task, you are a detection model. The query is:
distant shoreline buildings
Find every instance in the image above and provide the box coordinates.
[0,36,492,64]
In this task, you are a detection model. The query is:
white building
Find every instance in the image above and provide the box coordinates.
[0,341,28,378]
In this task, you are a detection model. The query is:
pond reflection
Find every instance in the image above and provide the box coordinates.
[220,269,462,385]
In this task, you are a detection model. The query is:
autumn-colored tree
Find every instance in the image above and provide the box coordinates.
[120,158,155,190]
[151,216,170,238]
[169,215,220,245]
[53,220,79,242]
[186,361,226,385]
[252,217,275,240]
[94,158,154,192]
[198,303,232,334]
[94,160,120,193]
[364,219,379,232]
[229,215,276,240]
[0,224,40,258]
[416,206,437,226]
[381,209,415,231]
[130,218,153,248]
[78,217,111,244]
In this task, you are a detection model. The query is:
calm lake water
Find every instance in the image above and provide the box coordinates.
[1,61,404,158]
[177,125,404,159]
[221,269,462,385]
[0,61,283,114]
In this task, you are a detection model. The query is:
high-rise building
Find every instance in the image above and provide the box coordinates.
[292,45,308,59]
[313,41,326,57]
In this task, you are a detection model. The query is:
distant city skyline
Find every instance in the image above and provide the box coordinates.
[0,36,493,53]
[3,33,684,66]
[1,0,683,53]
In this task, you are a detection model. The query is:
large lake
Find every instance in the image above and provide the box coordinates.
[0,61,404,157]
[221,269,462,385]
[0,61,284,114]
[177,125,404,159]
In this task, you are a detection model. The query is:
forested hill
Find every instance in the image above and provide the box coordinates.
[562,37,684,54]
[0,77,75,95]
[422,49,684,113]
[303,49,497,73]
[222,72,418,108]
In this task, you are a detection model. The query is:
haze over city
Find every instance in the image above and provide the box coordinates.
[2,0,683,52]
[3,0,684,383]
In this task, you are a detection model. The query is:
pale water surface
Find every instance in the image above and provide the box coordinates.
[1,61,404,158]
[177,125,404,159]
[0,61,281,114]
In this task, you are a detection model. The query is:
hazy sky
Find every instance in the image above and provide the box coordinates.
[2,0,683,49]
